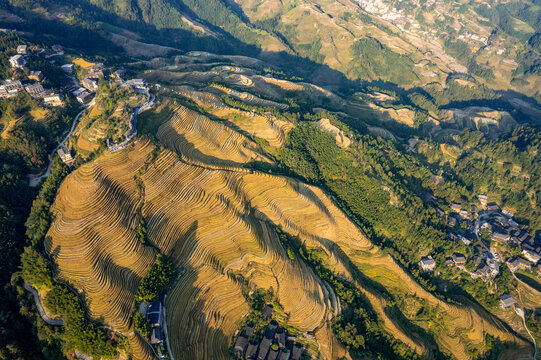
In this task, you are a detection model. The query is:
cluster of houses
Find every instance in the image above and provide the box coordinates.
[433,195,541,276]
[2,44,65,106]
[234,305,304,360]
[419,249,500,282]
[420,194,541,311]
[144,301,167,359]
[59,62,95,105]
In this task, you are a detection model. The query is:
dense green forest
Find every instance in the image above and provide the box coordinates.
[253,115,525,308]
[417,126,540,232]
[136,254,177,302]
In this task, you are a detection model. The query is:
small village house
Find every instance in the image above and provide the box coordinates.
[452,253,466,268]
[0,80,24,97]
[522,249,541,264]
[499,294,515,310]
[419,255,436,272]
[51,44,64,53]
[486,202,500,212]
[491,231,510,243]
[25,83,45,97]
[150,326,163,345]
[60,64,74,74]
[17,44,28,55]
[472,264,491,281]
[82,77,99,91]
[450,203,461,213]
[58,145,74,165]
[507,257,531,272]
[76,90,94,105]
[43,93,64,107]
[477,195,488,208]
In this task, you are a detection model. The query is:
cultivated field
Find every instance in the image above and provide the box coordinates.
[45,78,534,359]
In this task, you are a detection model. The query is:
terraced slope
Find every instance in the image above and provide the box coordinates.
[45,90,534,359]
[175,88,294,147]
[46,140,345,359]
[47,134,533,360]
[156,105,271,167]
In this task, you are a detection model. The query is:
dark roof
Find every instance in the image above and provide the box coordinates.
[419,256,435,266]
[452,253,466,263]
[257,337,272,360]
[476,264,490,275]
[275,329,286,348]
[267,349,279,360]
[264,323,277,339]
[491,231,509,242]
[291,344,303,360]
[235,336,249,353]
[148,301,161,313]
[278,349,291,360]
[245,343,258,360]
[243,324,255,337]
[262,304,274,320]
[147,311,161,327]
[500,294,515,307]
[487,202,499,211]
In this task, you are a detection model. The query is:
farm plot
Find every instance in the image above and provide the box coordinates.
[46,129,532,360]
[156,105,272,167]
[47,141,341,359]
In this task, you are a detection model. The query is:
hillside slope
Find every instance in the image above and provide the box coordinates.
[45,92,534,359]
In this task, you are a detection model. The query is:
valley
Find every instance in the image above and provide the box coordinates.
[0,0,539,359]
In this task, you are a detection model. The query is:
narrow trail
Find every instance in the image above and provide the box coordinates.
[512,272,538,359]
[23,282,64,326]
[163,294,175,360]
[28,105,90,187]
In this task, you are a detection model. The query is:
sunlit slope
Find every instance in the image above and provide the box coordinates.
[46,142,157,331]
[46,140,344,359]
[156,104,271,167]
[46,113,532,359]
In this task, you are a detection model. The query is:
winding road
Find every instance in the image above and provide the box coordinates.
[28,107,89,187]
[23,282,64,326]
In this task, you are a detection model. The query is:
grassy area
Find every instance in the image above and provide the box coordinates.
[515,271,541,293]
[137,100,174,138]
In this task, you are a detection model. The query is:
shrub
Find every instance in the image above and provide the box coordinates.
[134,313,151,339]
[136,254,177,302]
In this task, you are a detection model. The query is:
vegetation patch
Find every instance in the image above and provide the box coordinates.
[136,254,177,303]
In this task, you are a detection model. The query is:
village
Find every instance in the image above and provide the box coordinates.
[233,305,304,360]
[355,0,489,51]
[1,40,153,167]
[419,194,541,310]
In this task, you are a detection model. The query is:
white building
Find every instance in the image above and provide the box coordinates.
[419,255,436,272]
[17,45,28,55]
[61,64,74,73]
[9,54,26,69]
[43,93,64,107]
[523,249,541,264]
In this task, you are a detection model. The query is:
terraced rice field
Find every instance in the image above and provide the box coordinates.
[156,105,271,167]
[47,139,344,359]
[46,91,533,359]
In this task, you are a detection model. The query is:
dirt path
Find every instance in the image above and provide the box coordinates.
[512,273,538,359]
